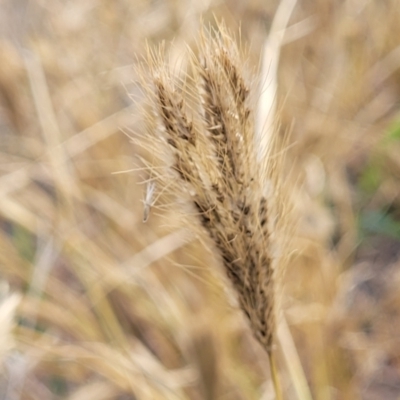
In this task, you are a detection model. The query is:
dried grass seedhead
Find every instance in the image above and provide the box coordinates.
[139,25,286,355]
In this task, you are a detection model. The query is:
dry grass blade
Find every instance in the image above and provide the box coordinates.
[189,326,219,400]
[256,0,298,160]
[67,381,119,400]
[0,287,21,367]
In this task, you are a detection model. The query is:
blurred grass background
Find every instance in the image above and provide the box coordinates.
[1,0,400,399]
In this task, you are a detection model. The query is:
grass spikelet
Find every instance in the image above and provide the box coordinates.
[141,25,284,381]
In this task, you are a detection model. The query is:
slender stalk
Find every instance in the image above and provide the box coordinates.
[269,353,284,400]
[278,317,313,400]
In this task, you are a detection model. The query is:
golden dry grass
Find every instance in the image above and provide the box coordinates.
[1,1,400,399]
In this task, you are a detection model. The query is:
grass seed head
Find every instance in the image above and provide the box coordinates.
[140,25,287,354]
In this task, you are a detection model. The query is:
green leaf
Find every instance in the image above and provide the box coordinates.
[382,118,400,144]
[358,162,382,194]
[360,210,400,239]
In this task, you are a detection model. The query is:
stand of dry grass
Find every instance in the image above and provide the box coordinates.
[1,1,400,399]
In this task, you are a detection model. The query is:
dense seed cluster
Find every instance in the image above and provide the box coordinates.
[145,29,276,353]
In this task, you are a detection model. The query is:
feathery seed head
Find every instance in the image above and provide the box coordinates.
[139,25,284,355]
